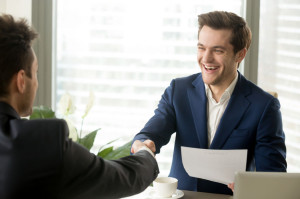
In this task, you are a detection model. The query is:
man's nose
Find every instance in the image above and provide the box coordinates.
[202,50,213,63]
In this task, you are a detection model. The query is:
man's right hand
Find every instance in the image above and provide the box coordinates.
[131,139,156,154]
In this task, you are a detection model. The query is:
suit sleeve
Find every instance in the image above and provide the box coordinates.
[255,97,287,171]
[133,80,177,154]
[58,122,159,199]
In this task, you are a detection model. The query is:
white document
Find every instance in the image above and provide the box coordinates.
[181,146,247,185]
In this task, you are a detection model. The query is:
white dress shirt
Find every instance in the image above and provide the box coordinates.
[205,74,238,147]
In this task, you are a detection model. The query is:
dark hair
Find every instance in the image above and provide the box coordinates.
[198,11,252,54]
[0,14,38,97]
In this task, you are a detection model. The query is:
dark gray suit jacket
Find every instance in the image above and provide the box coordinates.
[0,102,159,199]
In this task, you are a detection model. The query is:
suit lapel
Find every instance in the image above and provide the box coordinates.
[187,74,208,148]
[210,74,251,149]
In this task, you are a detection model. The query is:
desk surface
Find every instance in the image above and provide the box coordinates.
[183,190,232,199]
[123,187,232,199]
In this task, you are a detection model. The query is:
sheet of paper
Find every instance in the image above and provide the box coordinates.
[181,146,247,185]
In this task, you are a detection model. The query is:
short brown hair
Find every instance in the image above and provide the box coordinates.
[198,11,252,54]
[0,14,38,97]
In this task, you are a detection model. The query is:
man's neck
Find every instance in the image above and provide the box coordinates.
[0,95,21,116]
[207,73,238,103]
[0,97,11,106]
[208,86,225,103]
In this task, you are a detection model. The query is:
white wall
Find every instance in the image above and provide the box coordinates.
[0,0,32,23]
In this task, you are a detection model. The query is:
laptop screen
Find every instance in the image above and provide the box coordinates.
[233,171,300,199]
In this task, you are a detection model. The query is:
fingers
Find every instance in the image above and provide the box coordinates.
[143,140,156,153]
[227,183,235,192]
[131,140,143,154]
[131,139,156,154]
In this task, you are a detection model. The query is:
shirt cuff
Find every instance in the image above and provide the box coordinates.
[139,146,155,158]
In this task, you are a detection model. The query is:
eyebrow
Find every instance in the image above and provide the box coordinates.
[197,43,226,50]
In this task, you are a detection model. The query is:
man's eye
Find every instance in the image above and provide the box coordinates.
[215,49,223,53]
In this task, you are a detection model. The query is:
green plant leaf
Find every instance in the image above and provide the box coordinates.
[30,106,56,119]
[97,146,114,158]
[98,138,119,152]
[78,128,100,150]
[101,141,132,160]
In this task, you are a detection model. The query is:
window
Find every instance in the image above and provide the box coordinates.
[258,0,300,171]
[55,0,245,175]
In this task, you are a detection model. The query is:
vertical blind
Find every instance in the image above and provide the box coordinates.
[258,0,300,171]
[56,0,243,176]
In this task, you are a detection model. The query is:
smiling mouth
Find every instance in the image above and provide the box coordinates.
[203,64,218,70]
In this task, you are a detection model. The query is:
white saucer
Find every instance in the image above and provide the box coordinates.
[148,189,184,199]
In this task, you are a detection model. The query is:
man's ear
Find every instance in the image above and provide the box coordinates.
[235,48,247,63]
[16,70,26,94]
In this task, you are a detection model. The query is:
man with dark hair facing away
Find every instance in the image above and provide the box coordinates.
[0,14,159,199]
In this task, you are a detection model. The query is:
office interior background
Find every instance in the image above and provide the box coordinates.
[1,0,299,176]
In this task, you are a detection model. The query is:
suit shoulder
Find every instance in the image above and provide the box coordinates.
[239,75,279,106]
[14,118,69,139]
[21,118,67,129]
[245,78,274,98]
[5,118,69,164]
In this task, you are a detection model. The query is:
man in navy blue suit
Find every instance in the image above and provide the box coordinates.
[131,11,287,195]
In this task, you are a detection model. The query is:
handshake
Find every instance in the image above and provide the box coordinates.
[131,140,156,157]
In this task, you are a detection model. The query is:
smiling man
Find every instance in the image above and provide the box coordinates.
[131,11,287,195]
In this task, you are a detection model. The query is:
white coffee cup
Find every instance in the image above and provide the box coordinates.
[153,177,178,197]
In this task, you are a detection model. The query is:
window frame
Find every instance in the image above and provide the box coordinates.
[32,0,260,108]
[32,0,56,108]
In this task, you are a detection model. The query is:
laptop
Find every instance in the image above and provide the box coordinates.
[233,171,300,199]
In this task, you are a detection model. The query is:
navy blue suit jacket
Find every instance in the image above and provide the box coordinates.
[133,72,286,195]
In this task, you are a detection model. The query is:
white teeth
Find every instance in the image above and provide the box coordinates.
[204,65,217,70]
